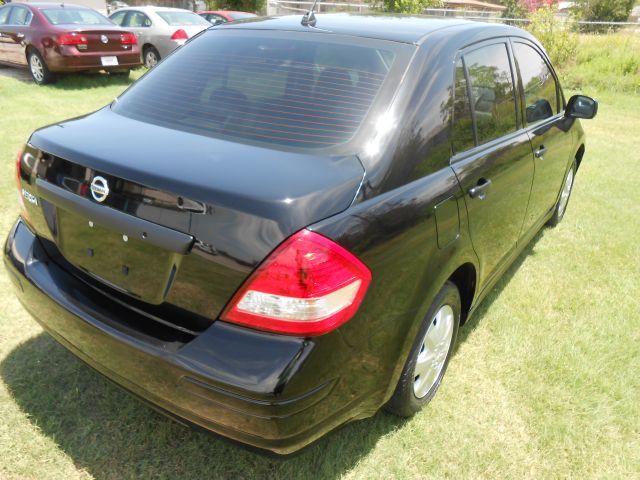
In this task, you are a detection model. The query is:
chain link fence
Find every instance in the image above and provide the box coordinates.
[266,2,640,32]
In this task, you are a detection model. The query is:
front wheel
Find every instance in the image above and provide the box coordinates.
[28,50,56,85]
[385,281,460,417]
[547,161,576,227]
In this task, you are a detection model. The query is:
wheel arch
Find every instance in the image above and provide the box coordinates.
[447,262,477,325]
[575,143,585,171]
[24,44,38,62]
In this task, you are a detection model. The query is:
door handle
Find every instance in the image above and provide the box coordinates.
[534,145,546,159]
[468,178,492,200]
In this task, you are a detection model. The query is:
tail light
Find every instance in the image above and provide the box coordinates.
[221,230,371,336]
[170,29,189,40]
[15,146,33,226]
[120,33,137,45]
[55,33,88,46]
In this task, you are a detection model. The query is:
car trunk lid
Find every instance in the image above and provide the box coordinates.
[21,107,364,319]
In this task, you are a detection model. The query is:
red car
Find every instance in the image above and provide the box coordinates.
[198,10,257,26]
[0,2,141,85]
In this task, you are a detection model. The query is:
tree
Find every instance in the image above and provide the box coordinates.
[573,0,635,32]
[526,6,577,64]
[371,0,443,15]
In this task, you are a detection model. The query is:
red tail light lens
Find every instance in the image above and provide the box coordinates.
[221,230,371,336]
[56,33,88,45]
[15,146,33,226]
[120,33,137,45]
[170,29,189,40]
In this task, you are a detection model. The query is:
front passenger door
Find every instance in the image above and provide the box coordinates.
[2,5,32,66]
[450,41,535,291]
[512,41,575,233]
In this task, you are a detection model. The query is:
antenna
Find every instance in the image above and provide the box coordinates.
[301,0,319,27]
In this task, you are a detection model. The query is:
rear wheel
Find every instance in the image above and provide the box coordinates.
[385,281,460,417]
[28,50,56,85]
[547,161,576,227]
[143,46,160,69]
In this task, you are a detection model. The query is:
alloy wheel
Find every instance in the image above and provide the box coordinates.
[558,167,575,218]
[30,55,44,83]
[413,304,455,398]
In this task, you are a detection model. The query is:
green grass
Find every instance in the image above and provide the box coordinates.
[560,32,640,94]
[1,64,640,479]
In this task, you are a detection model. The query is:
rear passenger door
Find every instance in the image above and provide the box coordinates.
[512,40,575,233]
[122,11,153,48]
[450,40,535,290]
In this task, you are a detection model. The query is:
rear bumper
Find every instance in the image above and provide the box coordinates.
[44,46,142,72]
[4,218,372,454]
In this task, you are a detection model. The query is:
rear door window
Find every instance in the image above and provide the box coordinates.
[512,42,559,124]
[0,6,12,25]
[113,30,410,151]
[9,6,32,26]
[451,58,475,153]
[127,11,152,27]
[110,10,127,26]
[463,43,518,146]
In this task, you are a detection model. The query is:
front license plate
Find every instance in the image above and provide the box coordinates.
[101,56,118,66]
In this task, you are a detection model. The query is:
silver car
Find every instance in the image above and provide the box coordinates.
[109,6,210,68]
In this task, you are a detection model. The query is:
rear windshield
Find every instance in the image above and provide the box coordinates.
[42,8,111,25]
[113,30,406,150]
[157,11,211,26]
[228,13,257,20]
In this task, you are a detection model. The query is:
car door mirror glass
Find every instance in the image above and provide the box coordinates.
[565,95,598,119]
[526,99,553,123]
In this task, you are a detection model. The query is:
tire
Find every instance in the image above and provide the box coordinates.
[385,281,461,417]
[547,161,576,227]
[28,50,56,85]
[143,47,160,69]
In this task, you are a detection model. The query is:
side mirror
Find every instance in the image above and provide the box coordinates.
[566,95,598,119]
[526,99,553,123]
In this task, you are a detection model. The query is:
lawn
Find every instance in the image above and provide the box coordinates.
[0,66,639,479]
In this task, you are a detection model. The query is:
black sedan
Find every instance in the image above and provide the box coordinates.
[6,14,597,454]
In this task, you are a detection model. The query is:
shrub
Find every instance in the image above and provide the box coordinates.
[501,0,528,22]
[526,6,577,65]
[370,0,442,15]
[205,0,265,14]
[572,0,635,32]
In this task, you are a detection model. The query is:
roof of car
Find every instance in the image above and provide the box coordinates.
[19,2,96,9]
[200,10,255,15]
[114,6,195,12]
[215,13,523,45]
